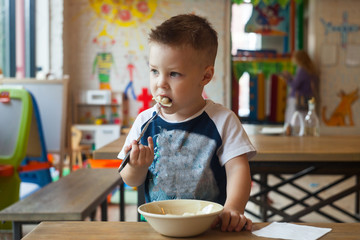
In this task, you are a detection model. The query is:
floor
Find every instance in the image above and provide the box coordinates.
[1,175,358,240]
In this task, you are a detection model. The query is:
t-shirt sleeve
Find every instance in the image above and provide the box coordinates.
[215,109,256,166]
[117,121,140,159]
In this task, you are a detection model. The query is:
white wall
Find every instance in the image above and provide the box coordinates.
[309,0,360,134]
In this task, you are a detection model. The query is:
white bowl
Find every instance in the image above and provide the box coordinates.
[138,199,223,237]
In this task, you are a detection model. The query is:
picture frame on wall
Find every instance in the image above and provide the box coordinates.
[345,44,360,67]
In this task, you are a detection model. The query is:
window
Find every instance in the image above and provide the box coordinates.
[0,0,58,79]
[0,0,16,77]
[231,3,261,118]
[231,3,261,55]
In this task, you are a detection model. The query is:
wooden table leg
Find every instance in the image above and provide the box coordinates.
[12,222,22,240]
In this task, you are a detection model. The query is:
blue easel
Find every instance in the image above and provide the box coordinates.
[19,92,52,191]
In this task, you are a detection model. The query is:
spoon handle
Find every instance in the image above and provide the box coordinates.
[118,111,159,173]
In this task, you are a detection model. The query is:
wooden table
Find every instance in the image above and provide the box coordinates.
[22,221,360,239]
[250,135,360,162]
[93,132,127,160]
[93,134,360,162]
[0,168,124,240]
[248,135,360,222]
[93,134,360,222]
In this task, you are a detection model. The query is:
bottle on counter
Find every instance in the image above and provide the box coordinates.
[304,97,320,136]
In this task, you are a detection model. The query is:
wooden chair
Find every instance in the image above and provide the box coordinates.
[71,126,92,168]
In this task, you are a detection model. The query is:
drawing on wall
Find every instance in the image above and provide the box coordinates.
[123,51,139,100]
[92,26,118,90]
[89,0,160,51]
[245,2,287,36]
[91,26,120,123]
[322,88,359,126]
[71,0,229,122]
[86,0,162,123]
[89,0,157,27]
[320,12,360,49]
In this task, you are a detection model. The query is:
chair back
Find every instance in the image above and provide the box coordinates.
[71,126,82,150]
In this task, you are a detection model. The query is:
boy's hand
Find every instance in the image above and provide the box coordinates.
[124,136,154,170]
[211,206,252,232]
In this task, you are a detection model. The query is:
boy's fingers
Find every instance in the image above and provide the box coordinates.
[228,213,240,232]
[137,144,146,161]
[124,141,135,153]
[130,141,140,159]
[220,212,230,232]
[235,215,247,232]
[147,136,154,148]
[147,137,154,153]
[246,218,253,231]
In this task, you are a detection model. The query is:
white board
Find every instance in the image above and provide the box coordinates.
[0,77,69,157]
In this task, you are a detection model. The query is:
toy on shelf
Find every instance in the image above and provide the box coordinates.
[110,98,121,124]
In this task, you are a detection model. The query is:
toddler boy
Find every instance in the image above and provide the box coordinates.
[118,14,256,232]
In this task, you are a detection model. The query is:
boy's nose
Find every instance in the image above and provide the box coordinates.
[157,75,169,88]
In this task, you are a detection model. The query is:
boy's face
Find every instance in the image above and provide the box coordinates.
[149,42,213,121]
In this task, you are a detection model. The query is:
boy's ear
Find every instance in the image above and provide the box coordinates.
[201,65,214,86]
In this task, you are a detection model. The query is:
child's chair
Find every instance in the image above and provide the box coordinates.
[0,88,32,230]
[71,126,92,168]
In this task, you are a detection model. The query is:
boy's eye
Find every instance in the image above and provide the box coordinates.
[151,69,159,75]
[170,72,181,77]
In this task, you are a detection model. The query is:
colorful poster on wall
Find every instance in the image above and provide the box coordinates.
[245,1,289,36]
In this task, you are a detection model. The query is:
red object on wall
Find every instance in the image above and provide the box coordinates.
[137,88,153,113]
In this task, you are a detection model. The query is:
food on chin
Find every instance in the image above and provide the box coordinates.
[154,95,172,107]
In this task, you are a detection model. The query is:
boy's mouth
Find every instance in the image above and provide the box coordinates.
[153,95,173,107]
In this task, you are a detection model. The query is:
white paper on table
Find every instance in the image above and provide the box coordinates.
[259,127,285,135]
[252,222,332,240]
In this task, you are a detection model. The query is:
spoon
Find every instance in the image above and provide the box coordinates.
[118,110,159,173]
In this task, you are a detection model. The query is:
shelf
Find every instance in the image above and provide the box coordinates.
[73,91,123,126]
[77,103,121,107]
[232,56,291,63]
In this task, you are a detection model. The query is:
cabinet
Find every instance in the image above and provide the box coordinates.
[75,103,122,125]
[73,124,120,150]
[72,90,123,150]
[74,90,123,125]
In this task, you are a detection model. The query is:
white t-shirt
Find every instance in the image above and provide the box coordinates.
[118,100,256,204]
